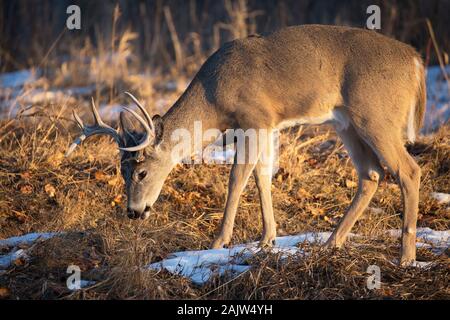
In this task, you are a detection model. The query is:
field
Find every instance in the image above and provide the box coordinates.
[0,1,450,300]
[0,91,448,299]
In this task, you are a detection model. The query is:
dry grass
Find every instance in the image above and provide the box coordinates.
[0,11,449,299]
[0,111,448,299]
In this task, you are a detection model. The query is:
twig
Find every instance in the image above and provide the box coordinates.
[163,6,184,73]
[425,19,450,92]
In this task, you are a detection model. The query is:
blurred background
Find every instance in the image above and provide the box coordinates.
[1,0,449,73]
[0,0,449,130]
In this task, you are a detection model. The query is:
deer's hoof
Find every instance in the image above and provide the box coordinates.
[259,238,276,249]
[399,257,417,267]
[211,237,230,249]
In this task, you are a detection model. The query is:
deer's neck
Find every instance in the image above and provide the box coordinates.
[160,81,226,164]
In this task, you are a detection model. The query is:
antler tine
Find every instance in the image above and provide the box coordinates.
[72,110,84,129]
[124,92,155,133]
[65,99,124,157]
[90,97,107,126]
[119,107,153,152]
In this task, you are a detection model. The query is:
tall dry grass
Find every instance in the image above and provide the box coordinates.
[0,108,449,299]
[1,0,450,73]
[0,0,449,300]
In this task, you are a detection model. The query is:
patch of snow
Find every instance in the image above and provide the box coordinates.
[0,232,60,248]
[0,232,61,270]
[69,280,96,291]
[369,207,384,215]
[23,90,77,105]
[388,227,449,248]
[150,228,449,285]
[204,148,236,164]
[62,85,96,96]
[431,192,450,205]
[0,69,40,88]
[0,249,28,269]
[164,79,189,92]
[148,231,332,285]
[98,104,125,119]
[410,260,433,269]
[424,65,450,132]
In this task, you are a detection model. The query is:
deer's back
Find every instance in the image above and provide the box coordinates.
[195,25,422,127]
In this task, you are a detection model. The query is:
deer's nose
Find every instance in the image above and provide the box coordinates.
[127,206,151,220]
[127,209,141,220]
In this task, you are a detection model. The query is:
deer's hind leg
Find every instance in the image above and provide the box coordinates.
[326,123,384,248]
[353,126,421,265]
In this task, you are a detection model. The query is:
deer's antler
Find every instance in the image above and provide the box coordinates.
[125,91,155,133]
[65,95,154,157]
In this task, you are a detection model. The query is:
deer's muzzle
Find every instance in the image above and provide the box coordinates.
[127,206,152,220]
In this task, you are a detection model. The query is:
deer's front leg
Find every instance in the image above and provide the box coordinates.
[211,158,256,249]
[253,132,276,247]
[254,159,276,247]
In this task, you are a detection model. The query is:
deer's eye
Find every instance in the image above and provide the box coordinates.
[136,169,148,181]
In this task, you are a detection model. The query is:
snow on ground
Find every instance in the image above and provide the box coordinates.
[430,192,450,205]
[148,232,332,285]
[0,69,40,88]
[0,228,448,285]
[148,228,449,285]
[0,249,28,269]
[0,232,61,270]
[0,232,60,248]
[388,227,449,249]
[424,65,450,132]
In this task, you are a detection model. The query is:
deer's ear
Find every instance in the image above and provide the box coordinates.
[119,112,139,146]
[152,115,164,146]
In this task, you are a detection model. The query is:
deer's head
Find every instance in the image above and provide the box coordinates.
[66,93,172,220]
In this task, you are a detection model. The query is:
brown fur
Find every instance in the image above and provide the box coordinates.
[415,62,427,135]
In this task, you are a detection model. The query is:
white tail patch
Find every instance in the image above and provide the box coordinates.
[413,57,422,82]
[407,101,416,143]
[406,57,423,143]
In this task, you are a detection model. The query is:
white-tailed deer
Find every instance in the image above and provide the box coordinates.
[67,25,426,265]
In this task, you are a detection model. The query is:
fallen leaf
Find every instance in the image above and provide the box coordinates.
[297,188,311,199]
[323,216,333,224]
[13,257,26,267]
[345,179,357,188]
[44,184,56,197]
[310,207,324,216]
[113,194,122,203]
[94,171,109,182]
[12,210,29,223]
[111,194,123,206]
[0,287,10,299]
[20,172,31,180]
[307,158,318,166]
[276,174,283,183]
[47,152,64,167]
[108,176,120,186]
[20,184,33,194]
